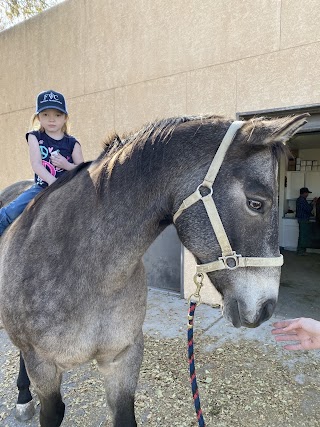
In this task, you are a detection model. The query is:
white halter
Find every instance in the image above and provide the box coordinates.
[173,121,283,274]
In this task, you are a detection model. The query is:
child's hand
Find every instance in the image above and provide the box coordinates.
[51,152,69,170]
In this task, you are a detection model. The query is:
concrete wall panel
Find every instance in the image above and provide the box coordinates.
[237,43,320,113]
[84,0,197,92]
[22,1,86,104]
[114,74,187,134]
[0,25,28,113]
[183,0,281,68]
[281,0,320,49]
[0,109,34,188]
[187,63,237,118]
[68,90,115,161]
[84,0,281,93]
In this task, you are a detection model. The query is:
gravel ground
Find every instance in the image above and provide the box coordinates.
[0,289,319,427]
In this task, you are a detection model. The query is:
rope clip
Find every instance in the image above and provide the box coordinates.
[188,273,204,306]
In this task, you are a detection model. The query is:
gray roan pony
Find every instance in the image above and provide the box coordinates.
[0,114,307,426]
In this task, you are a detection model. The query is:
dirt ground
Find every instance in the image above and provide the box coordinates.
[1,330,319,427]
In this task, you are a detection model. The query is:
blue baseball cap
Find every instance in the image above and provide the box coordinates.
[36,90,68,114]
[300,187,312,194]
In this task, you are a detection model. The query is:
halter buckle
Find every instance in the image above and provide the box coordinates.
[218,252,242,270]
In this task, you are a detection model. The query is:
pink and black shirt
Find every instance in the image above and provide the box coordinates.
[26,130,79,188]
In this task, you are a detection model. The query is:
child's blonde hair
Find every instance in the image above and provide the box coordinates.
[30,113,70,134]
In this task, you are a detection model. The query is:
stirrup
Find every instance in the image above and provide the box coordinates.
[15,400,36,421]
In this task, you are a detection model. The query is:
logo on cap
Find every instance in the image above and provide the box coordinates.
[40,92,62,105]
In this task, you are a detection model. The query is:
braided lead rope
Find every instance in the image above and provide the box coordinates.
[188,301,206,427]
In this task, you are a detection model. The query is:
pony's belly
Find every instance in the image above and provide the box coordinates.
[18,319,142,371]
[46,337,137,371]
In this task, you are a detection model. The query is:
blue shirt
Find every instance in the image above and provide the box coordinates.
[26,130,79,188]
[296,195,313,222]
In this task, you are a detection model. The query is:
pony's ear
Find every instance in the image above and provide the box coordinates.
[265,113,309,145]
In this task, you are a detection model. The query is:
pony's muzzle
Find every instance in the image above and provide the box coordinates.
[242,299,276,329]
[225,297,277,328]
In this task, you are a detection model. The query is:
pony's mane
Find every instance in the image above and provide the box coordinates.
[94,114,215,196]
[100,114,215,158]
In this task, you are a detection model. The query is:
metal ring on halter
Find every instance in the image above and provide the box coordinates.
[218,252,241,270]
[196,184,213,198]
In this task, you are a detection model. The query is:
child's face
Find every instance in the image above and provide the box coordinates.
[38,109,67,133]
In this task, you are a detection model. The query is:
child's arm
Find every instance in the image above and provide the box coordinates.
[28,134,57,186]
[50,142,84,171]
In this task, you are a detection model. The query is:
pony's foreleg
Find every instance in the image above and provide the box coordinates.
[22,351,65,427]
[97,331,144,427]
[15,352,35,421]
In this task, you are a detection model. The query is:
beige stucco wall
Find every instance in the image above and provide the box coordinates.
[1,0,320,304]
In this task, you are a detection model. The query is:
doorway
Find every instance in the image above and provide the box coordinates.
[238,104,320,252]
[143,225,182,293]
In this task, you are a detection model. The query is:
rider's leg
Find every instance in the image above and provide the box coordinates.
[0,184,43,236]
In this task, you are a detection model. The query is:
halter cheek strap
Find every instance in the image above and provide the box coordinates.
[173,120,283,274]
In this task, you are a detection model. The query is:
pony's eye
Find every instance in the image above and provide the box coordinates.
[248,199,262,210]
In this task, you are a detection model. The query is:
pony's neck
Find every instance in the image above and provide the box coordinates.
[88,142,175,258]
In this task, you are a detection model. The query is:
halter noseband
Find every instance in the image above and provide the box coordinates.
[173,120,283,274]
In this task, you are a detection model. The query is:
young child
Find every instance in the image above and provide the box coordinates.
[0,89,84,236]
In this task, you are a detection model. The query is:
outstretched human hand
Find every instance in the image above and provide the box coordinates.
[272,318,320,350]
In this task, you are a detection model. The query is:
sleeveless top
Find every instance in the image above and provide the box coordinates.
[26,130,79,188]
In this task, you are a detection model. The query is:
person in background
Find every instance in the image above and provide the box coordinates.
[0,89,84,237]
[316,197,320,225]
[272,318,320,350]
[295,187,317,255]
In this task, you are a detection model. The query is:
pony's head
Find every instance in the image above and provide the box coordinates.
[173,114,308,328]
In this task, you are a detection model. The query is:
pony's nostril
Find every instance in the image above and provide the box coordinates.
[261,300,275,322]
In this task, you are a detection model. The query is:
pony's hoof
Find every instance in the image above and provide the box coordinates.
[15,400,36,421]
